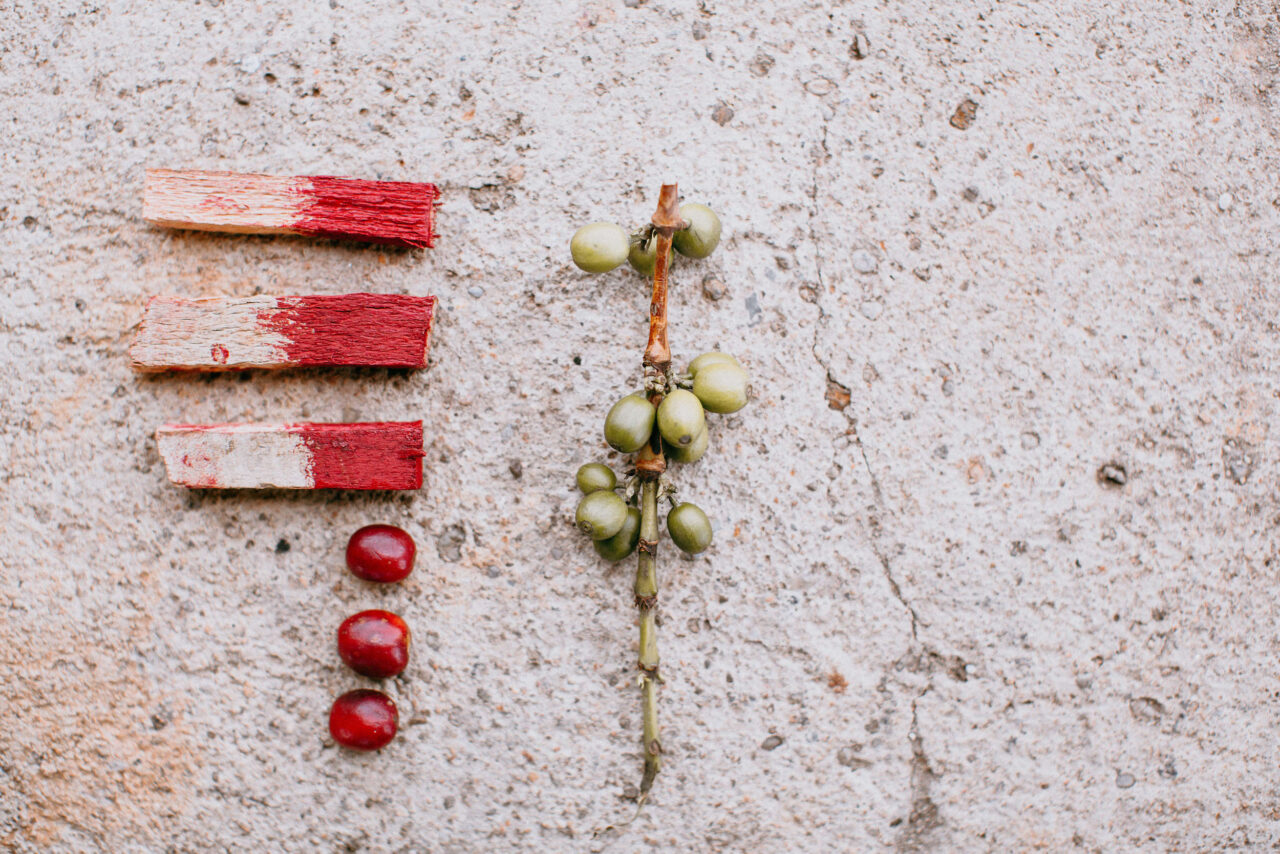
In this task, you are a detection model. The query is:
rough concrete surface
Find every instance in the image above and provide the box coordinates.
[1,1,1278,851]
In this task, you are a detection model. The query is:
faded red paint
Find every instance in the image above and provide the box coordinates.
[262,294,435,368]
[294,422,424,490]
[293,177,438,248]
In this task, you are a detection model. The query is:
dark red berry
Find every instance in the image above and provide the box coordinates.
[329,689,398,751]
[346,524,416,583]
[337,610,410,679]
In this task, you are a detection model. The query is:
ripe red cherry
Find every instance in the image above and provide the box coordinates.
[329,689,398,751]
[346,524,416,583]
[337,609,410,678]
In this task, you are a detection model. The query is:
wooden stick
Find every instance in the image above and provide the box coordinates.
[129,294,436,372]
[156,422,424,490]
[143,169,439,248]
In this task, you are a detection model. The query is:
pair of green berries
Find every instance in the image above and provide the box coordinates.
[570,203,723,275]
[574,463,713,559]
[602,353,748,465]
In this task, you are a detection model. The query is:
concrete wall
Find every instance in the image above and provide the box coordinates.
[1,1,1277,850]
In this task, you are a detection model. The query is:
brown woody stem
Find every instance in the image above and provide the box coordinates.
[634,183,683,796]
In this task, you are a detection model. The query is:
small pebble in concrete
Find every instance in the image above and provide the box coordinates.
[761,735,784,750]
[852,250,877,274]
[826,377,851,411]
[437,524,466,562]
[950,98,979,130]
[712,102,734,126]
[1021,431,1040,449]
[750,52,775,77]
[1096,463,1127,488]
[837,745,870,768]
[1217,192,1233,211]
[467,286,484,298]
[702,274,728,301]
[851,32,870,59]
[805,77,836,96]
[508,460,523,479]
[1116,771,1135,789]
[860,300,882,320]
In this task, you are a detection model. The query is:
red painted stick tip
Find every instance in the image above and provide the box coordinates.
[265,294,436,368]
[295,176,439,248]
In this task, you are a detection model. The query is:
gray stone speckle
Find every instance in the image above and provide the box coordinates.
[852,249,878,273]
[467,286,484,298]
[437,524,467,563]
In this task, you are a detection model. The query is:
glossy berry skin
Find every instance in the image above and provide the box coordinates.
[668,502,713,554]
[692,362,749,414]
[337,610,410,678]
[604,394,656,453]
[576,462,617,494]
[571,222,630,273]
[672,203,722,259]
[628,234,671,277]
[576,490,628,540]
[346,525,415,583]
[594,507,641,562]
[687,351,739,377]
[657,389,706,448]
[665,426,708,464]
[329,689,398,751]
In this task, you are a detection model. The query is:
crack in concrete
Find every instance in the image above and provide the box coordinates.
[803,109,936,844]
[802,113,920,642]
[895,691,944,853]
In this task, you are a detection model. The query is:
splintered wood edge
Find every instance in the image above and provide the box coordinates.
[129,294,436,371]
[143,169,439,248]
[156,422,424,490]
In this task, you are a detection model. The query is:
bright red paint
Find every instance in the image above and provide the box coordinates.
[262,294,435,368]
[346,524,417,582]
[294,176,438,248]
[337,610,410,678]
[329,690,398,751]
[297,423,424,490]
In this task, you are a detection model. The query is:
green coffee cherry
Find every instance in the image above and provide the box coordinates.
[576,462,617,494]
[627,234,658,277]
[692,363,748,414]
[604,394,656,453]
[667,502,712,554]
[665,426,708,464]
[576,490,628,540]
[657,389,706,448]
[571,222,630,273]
[672,203,722,259]
[687,351,739,377]
[594,507,641,562]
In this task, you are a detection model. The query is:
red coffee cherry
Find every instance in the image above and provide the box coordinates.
[329,689,398,751]
[346,524,416,583]
[337,610,410,679]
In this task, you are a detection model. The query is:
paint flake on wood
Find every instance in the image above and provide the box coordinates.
[156,422,424,490]
[129,294,436,371]
[143,169,438,248]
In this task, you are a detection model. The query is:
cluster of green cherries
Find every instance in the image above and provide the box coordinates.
[570,203,723,275]
[573,352,750,561]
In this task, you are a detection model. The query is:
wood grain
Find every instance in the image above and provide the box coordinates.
[129,294,436,371]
